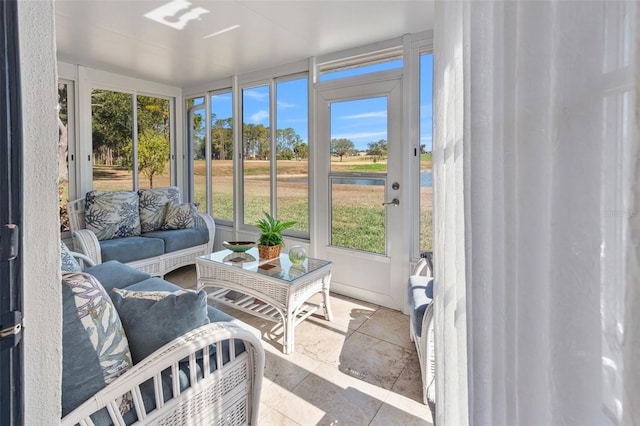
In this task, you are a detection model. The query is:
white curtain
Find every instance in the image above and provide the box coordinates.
[433,1,639,425]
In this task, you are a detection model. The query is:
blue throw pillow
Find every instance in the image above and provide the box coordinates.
[111,288,210,363]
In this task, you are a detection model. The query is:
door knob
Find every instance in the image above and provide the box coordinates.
[382,198,400,206]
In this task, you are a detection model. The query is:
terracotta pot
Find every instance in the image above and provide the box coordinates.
[258,244,281,259]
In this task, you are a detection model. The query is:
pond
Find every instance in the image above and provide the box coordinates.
[281,171,433,188]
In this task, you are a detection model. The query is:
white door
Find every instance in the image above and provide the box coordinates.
[315,77,405,309]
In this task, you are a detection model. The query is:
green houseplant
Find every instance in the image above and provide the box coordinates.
[256,211,296,259]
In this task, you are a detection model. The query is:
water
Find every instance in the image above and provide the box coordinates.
[420,171,432,187]
[281,171,433,188]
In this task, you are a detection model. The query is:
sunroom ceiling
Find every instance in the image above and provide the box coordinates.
[54,0,433,88]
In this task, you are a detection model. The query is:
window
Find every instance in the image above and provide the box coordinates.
[318,49,403,82]
[187,96,206,210]
[241,76,309,233]
[419,53,433,252]
[242,84,271,226]
[58,80,74,232]
[92,89,172,192]
[276,77,309,233]
[210,91,234,222]
[136,95,171,189]
[91,89,133,191]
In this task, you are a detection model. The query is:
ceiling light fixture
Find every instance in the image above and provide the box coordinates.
[203,25,240,39]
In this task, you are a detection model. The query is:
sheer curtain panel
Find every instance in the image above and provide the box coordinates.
[433,1,639,425]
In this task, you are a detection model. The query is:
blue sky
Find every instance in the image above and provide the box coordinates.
[207,53,433,152]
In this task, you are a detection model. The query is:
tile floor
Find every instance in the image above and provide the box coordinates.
[165,265,434,426]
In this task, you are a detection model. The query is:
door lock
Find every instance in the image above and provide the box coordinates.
[382,198,400,206]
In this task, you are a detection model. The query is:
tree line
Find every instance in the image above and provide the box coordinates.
[191,116,309,162]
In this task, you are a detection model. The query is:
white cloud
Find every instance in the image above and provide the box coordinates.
[277,100,296,109]
[341,111,387,120]
[250,110,269,123]
[243,89,268,101]
[333,131,387,141]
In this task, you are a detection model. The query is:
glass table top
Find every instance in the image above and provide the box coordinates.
[199,247,331,283]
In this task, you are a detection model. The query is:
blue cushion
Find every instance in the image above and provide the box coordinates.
[99,236,164,263]
[84,260,151,293]
[111,288,210,363]
[408,275,433,337]
[142,228,209,253]
[61,273,133,418]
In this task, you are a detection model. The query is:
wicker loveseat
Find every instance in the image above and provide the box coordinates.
[60,248,264,425]
[68,187,215,277]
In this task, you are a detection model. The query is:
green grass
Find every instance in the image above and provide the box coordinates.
[344,163,388,172]
[421,153,432,161]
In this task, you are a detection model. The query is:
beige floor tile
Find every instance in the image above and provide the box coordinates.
[370,392,434,425]
[337,331,412,390]
[316,292,378,331]
[290,316,354,362]
[258,405,303,426]
[260,346,320,406]
[270,362,389,425]
[357,307,414,350]
[391,349,425,403]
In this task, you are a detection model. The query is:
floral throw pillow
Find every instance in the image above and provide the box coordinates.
[61,272,133,416]
[162,203,198,230]
[138,187,181,233]
[60,241,82,273]
[85,191,141,240]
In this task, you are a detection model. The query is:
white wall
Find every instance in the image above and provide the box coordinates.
[18,0,62,424]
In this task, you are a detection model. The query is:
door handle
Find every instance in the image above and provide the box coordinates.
[382,198,399,206]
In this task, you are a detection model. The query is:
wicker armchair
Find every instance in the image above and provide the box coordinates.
[408,253,435,415]
[61,322,265,425]
[61,250,265,425]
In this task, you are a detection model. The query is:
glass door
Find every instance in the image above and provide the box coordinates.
[315,78,404,309]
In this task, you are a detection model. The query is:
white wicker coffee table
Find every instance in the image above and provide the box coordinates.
[196,247,333,354]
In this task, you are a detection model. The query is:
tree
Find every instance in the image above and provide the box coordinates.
[293,142,308,161]
[331,138,355,162]
[243,123,269,160]
[91,89,133,166]
[137,130,170,188]
[277,128,303,160]
[211,117,233,160]
[367,139,387,161]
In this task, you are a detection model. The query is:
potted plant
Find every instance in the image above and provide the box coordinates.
[256,211,296,259]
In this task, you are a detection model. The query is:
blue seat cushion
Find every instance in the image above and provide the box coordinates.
[142,228,209,254]
[84,260,151,293]
[408,275,433,337]
[99,236,164,264]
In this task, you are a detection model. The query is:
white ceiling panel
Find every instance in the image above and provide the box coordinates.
[55,0,433,87]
